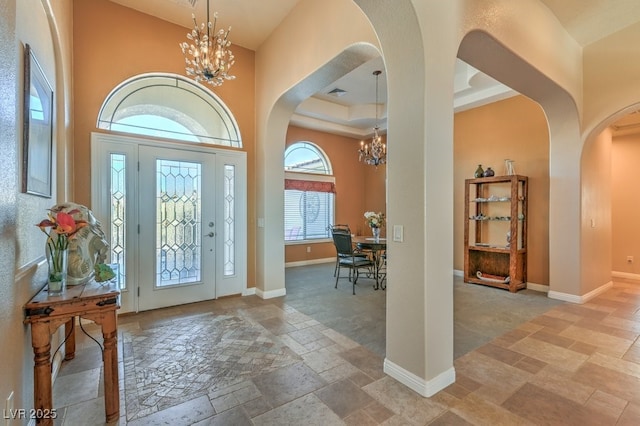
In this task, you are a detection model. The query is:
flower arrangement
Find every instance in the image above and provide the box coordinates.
[36,208,88,289]
[364,211,385,228]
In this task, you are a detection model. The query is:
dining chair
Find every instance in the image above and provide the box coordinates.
[329,225,368,277]
[332,231,375,294]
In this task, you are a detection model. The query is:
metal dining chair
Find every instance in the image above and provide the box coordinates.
[332,231,375,294]
[329,225,368,277]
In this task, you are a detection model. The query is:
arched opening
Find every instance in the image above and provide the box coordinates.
[582,106,640,289]
[453,30,582,356]
[458,30,582,297]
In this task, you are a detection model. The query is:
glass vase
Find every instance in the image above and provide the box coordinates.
[371,226,381,241]
[47,246,68,295]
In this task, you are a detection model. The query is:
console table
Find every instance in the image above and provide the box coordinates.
[24,277,120,425]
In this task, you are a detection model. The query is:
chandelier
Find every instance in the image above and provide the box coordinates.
[358,70,386,166]
[179,0,235,87]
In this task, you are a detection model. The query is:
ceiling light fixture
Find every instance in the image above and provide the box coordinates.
[358,70,386,166]
[179,0,235,87]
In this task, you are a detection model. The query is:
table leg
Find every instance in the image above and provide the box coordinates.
[373,250,380,290]
[101,312,120,422]
[31,322,53,426]
[64,318,75,360]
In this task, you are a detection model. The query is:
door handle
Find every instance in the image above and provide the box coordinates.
[207,232,215,238]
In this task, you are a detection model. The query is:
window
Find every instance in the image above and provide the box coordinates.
[284,142,335,241]
[97,73,241,147]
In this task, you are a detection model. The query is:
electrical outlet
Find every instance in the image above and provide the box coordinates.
[306,246,311,253]
[627,256,634,263]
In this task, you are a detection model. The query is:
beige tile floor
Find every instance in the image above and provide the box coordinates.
[51,271,640,425]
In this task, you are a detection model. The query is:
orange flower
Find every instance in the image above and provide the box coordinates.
[54,211,86,236]
[36,209,87,239]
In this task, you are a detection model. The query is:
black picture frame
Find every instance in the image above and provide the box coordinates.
[22,43,53,198]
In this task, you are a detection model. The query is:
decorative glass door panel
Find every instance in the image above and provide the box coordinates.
[139,146,216,311]
[156,159,202,287]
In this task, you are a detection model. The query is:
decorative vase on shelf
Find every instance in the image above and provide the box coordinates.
[46,243,68,295]
[504,159,515,176]
[371,226,381,241]
[482,167,495,177]
[474,164,484,178]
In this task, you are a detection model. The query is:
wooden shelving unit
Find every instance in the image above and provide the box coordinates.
[463,175,528,292]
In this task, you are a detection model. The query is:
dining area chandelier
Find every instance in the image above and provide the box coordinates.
[179,0,235,87]
[358,70,386,166]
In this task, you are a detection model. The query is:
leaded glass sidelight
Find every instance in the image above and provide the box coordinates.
[223,165,235,276]
[156,159,202,287]
[110,153,126,289]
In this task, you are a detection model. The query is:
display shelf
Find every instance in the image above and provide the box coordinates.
[463,174,528,292]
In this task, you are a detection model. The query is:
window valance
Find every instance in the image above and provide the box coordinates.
[285,179,336,194]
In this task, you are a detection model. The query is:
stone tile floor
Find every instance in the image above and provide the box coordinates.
[51,268,640,425]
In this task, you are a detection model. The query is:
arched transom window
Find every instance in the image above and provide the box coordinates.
[97,73,241,147]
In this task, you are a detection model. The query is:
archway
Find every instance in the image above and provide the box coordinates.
[458,30,582,299]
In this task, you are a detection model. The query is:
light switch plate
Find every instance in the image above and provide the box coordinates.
[393,225,403,242]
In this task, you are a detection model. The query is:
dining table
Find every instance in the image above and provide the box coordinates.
[353,236,386,290]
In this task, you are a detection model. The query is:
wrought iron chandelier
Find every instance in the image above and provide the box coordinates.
[358,70,386,166]
[179,0,235,87]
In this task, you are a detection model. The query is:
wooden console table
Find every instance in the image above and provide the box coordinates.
[24,278,120,425]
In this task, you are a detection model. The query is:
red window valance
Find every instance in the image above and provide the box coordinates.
[285,179,336,194]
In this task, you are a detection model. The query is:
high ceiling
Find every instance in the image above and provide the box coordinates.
[109,0,640,137]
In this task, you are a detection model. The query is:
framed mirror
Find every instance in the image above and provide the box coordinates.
[22,43,53,198]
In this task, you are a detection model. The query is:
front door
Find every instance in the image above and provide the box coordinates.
[138,145,216,311]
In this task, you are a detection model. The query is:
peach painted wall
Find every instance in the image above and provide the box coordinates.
[581,127,612,293]
[454,95,550,286]
[73,0,257,285]
[612,132,640,275]
[284,126,386,263]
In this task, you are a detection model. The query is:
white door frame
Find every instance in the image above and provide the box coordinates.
[91,132,247,313]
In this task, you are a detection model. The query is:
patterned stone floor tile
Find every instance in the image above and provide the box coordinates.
[363,376,447,425]
[502,383,617,426]
[428,410,475,426]
[252,393,343,426]
[251,362,327,407]
[315,379,374,418]
[126,395,215,426]
[51,266,640,425]
[509,334,589,371]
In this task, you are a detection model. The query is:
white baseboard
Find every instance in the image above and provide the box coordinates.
[453,269,463,277]
[383,358,455,397]
[255,287,286,299]
[285,258,334,268]
[548,281,613,304]
[612,271,640,281]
